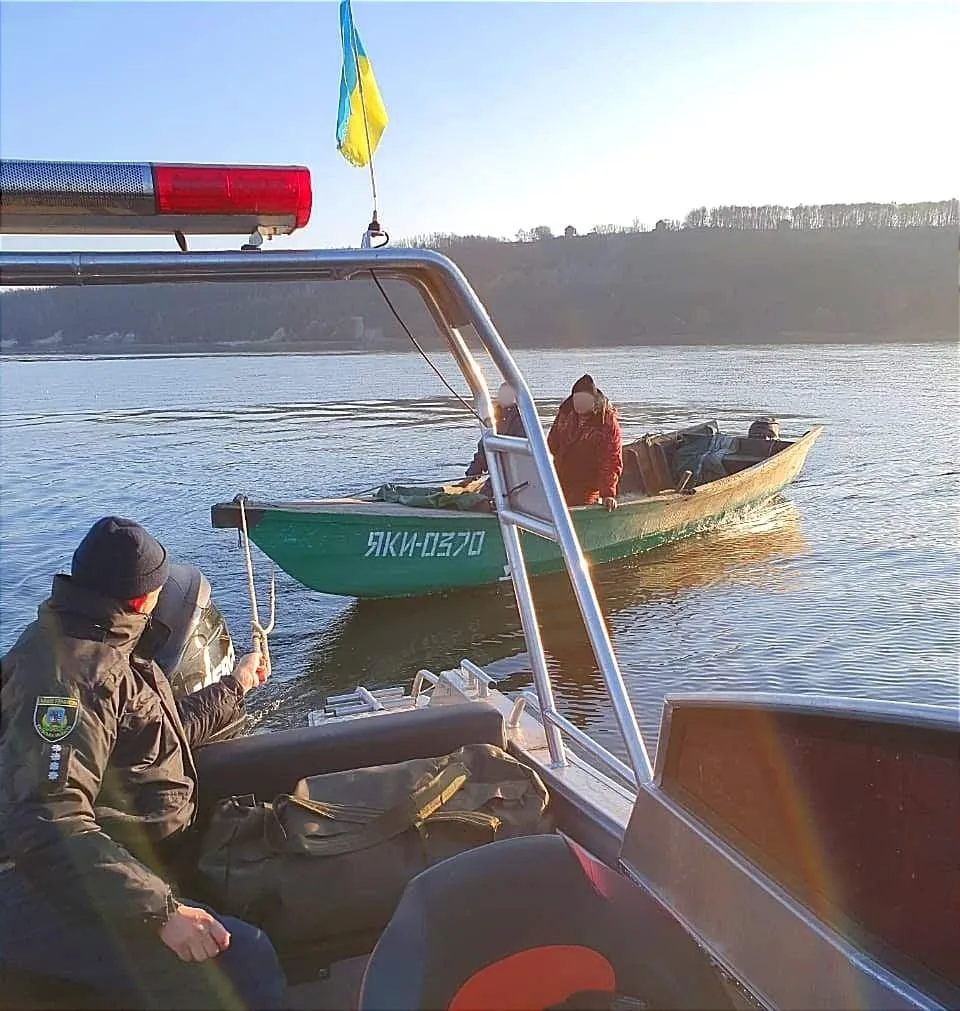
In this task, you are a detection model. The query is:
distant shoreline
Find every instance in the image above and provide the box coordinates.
[1,332,956,362]
[5,227,954,354]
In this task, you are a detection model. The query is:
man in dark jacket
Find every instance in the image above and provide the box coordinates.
[547,375,623,510]
[465,382,526,477]
[0,517,285,1009]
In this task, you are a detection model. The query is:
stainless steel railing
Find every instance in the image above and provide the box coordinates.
[0,246,654,785]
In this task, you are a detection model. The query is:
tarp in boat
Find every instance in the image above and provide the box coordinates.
[371,480,491,511]
[672,422,738,487]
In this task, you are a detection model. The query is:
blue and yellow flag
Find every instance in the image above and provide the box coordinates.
[336,0,388,168]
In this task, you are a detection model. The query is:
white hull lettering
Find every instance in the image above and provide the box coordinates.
[364,529,486,560]
[365,531,384,557]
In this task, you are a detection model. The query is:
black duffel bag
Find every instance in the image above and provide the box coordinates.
[196,743,552,946]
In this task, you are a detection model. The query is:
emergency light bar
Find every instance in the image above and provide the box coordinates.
[0,160,312,237]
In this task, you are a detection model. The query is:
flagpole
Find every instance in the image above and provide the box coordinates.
[348,2,379,224]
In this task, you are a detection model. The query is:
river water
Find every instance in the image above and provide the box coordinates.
[1,343,957,756]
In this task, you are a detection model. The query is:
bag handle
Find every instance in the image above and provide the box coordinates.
[284,791,501,838]
[426,810,501,832]
[286,798,384,826]
[284,760,471,858]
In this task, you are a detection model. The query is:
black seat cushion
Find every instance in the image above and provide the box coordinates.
[359,834,733,1010]
[194,703,506,815]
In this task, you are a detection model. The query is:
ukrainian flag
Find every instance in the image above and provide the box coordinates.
[336,0,388,168]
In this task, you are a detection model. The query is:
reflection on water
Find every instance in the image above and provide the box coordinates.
[2,344,958,753]
[274,501,808,732]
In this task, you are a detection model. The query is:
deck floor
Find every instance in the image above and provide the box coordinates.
[281,953,761,1010]
[287,956,368,1010]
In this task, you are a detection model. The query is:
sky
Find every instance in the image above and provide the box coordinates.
[1,0,957,253]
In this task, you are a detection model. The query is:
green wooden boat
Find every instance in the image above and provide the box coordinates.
[211,424,822,599]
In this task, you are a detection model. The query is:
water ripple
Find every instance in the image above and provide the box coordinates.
[2,344,958,749]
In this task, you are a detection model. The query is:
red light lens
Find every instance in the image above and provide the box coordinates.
[153,165,312,230]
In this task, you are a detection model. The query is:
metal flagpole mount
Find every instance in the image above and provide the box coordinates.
[361,214,389,249]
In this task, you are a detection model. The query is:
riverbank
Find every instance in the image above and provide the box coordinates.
[2,332,956,362]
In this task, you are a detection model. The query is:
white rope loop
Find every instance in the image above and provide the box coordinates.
[237,496,276,680]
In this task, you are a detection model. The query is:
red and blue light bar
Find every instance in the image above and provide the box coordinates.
[0,160,312,236]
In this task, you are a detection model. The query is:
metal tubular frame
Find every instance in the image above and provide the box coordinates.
[495,509,556,541]
[0,246,653,785]
[458,659,492,698]
[512,691,638,787]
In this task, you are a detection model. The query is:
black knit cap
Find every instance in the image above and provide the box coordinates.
[572,374,597,395]
[71,516,170,601]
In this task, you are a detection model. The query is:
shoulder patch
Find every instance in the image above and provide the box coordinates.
[33,696,80,743]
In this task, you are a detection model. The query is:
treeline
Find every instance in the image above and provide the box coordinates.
[405,199,959,246]
[682,199,958,231]
[1,218,956,353]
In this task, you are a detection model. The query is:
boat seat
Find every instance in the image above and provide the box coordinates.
[358,834,734,1011]
[617,445,645,495]
[622,438,676,495]
[719,437,787,476]
[194,702,507,816]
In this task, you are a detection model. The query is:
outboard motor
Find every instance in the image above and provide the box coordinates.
[748,417,780,440]
[153,563,236,698]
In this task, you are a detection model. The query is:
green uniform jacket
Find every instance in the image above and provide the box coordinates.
[0,575,245,927]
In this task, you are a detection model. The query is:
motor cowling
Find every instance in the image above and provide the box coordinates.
[153,563,236,697]
[747,417,780,440]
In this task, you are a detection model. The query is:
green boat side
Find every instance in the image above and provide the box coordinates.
[212,427,822,599]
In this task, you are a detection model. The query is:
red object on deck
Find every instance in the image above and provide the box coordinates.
[447,944,615,1011]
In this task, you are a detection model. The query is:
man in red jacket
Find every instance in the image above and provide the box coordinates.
[547,375,622,511]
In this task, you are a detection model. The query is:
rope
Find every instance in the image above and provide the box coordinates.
[237,496,276,679]
[369,271,483,423]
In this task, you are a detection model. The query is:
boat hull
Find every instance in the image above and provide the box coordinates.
[215,427,822,599]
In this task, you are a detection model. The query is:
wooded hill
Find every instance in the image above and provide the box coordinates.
[2,200,956,353]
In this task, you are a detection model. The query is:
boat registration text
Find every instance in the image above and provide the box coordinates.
[364,530,486,559]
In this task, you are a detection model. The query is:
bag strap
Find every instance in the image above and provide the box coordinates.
[280,799,502,828]
[284,761,471,858]
[289,798,384,825]
[426,810,501,833]
[284,793,501,837]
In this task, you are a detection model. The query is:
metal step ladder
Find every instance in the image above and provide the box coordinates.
[478,403,653,786]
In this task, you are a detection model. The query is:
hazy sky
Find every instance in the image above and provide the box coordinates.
[1,1,957,252]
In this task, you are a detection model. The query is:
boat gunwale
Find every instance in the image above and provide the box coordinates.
[215,426,824,522]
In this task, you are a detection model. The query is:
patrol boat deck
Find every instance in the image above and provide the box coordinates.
[1,159,957,1011]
